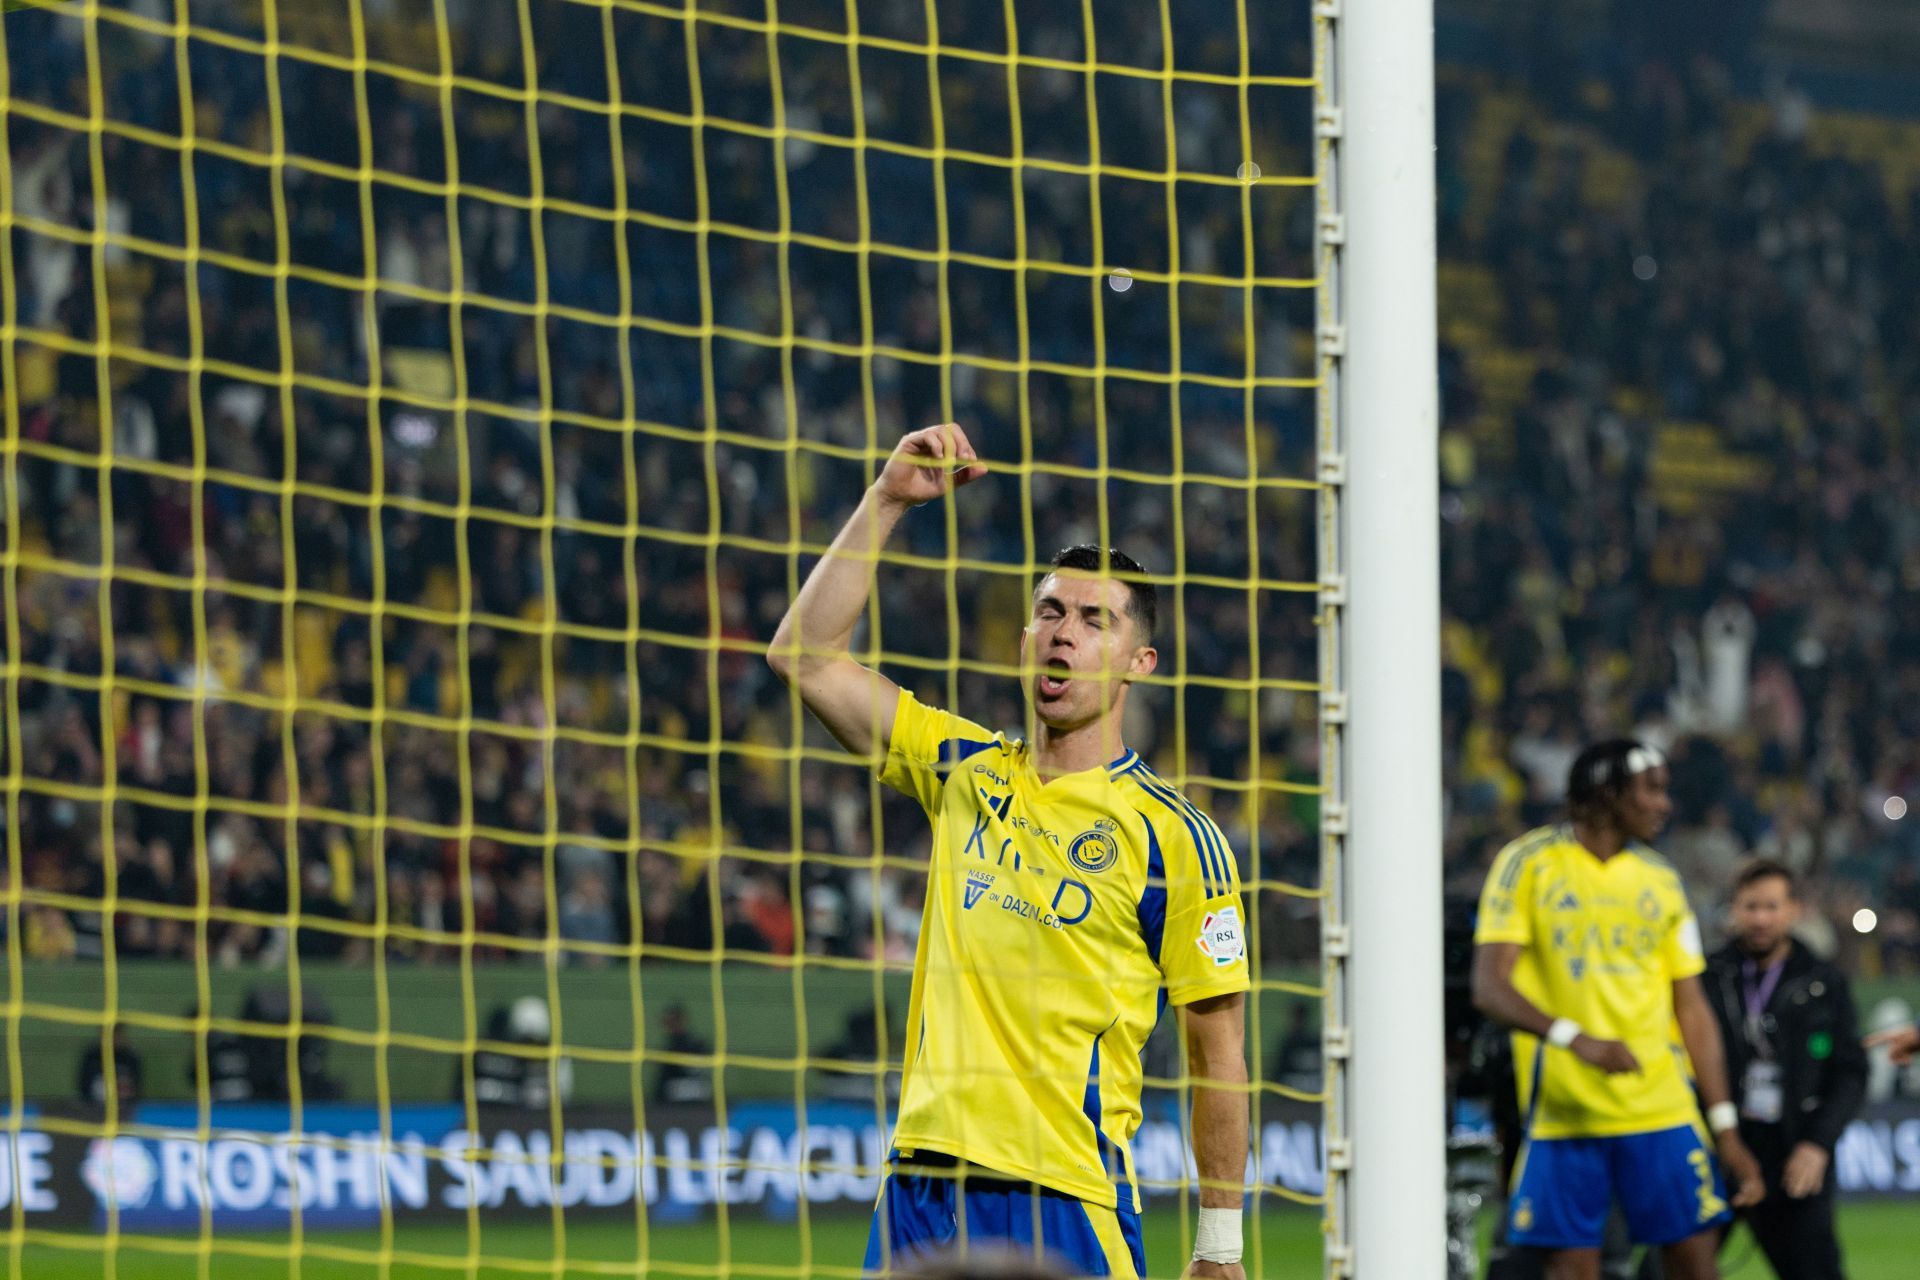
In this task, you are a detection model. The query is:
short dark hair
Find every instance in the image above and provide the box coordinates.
[1566,739,1663,825]
[1733,858,1797,899]
[1042,545,1157,643]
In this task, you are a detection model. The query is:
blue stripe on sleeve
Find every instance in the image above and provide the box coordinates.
[935,737,996,772]
[1195,812,1236,893]
[1127,765,1230,896]
[1119,765,1216,897]
[1149,766,1235,894]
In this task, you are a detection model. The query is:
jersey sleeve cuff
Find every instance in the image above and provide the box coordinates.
[1472,927,1530,946]
[1167,974,1252,1006]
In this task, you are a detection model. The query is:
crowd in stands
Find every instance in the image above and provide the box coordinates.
[1435,52,1920,973]
[4,3,1917,983]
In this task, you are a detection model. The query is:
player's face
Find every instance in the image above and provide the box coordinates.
[1616,765,1673,842]
[1729,876,1798,958]
[1022,572,1156,729]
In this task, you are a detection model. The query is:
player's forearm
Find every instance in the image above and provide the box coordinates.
[769,485,909,676]
[1676,995,1734,1108]
[1190,1066,1249,1207]
[1470,963,1556,1039]
[1184,1000,1250,1210]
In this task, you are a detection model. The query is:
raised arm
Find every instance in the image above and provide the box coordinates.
[1182,991,1249,1279]
[767,424,986,758]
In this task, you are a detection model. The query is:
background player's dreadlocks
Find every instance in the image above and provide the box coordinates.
[1567,739,1668,829]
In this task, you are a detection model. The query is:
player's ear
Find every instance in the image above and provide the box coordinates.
[1129,644,1157,679]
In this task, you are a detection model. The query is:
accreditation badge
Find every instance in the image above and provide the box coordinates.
[1740,1059,1783,1123]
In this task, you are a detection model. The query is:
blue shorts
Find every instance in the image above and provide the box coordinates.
[864,1151,1144,1278]
[1509,1124,1732,1249]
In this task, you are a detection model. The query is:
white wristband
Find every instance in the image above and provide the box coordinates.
[1193,1206,1243,1265]
[1545,1018,1582,1049]
[1707,1101,1740,1135]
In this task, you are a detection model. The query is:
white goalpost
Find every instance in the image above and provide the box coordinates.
[1315,0,1445,1277]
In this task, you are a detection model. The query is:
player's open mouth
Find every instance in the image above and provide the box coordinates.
[1037,664,1072,698]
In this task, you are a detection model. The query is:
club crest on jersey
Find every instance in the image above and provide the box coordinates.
[1067,819,1121,874]
[1196,905,1245,966]
[964,870,995,910]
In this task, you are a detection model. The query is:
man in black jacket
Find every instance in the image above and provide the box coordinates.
[1704,860,1866,1280]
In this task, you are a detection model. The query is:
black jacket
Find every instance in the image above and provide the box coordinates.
[1702,938,1867,1154]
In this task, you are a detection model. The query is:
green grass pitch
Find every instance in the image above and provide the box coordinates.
[6,1203,1913,1278]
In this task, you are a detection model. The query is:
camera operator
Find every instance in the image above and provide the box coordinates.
[1703,860,1866,1280]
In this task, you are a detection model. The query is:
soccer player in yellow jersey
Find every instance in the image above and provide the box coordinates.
[769,425,1251,1278]
[1472,740,1765,1280]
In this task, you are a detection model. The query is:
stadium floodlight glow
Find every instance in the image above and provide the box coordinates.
[1884,796,1908,821]
[1853,908,1879,934]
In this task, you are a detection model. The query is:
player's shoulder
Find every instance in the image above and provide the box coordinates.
[897,689,1013,765]
[1110,758,1228,849]
[1488,823,1569,884]
[1111,757,1217,820]
[1624,842,1687,892]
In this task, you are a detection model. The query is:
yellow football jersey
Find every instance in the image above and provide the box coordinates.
[1475,824,1706,1138]
[880,689,1251,1209]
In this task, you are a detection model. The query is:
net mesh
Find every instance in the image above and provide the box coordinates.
[0,0,1325,1275]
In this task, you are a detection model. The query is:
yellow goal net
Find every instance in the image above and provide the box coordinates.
[0,0,1327,1276]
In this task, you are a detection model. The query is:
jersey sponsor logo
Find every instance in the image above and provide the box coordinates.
[1638,888,1662,921]
[1550,921,1660,973]
[1067,819,1121,874]
[964,870,995,910]
[1196,905,1245,966]
[971,763,1011,788]
[999,878,1093,930]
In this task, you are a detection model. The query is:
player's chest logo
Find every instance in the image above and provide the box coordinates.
[1066,819,1122,874]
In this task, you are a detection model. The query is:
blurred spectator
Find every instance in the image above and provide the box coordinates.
[78,1025,143,1108]
[191,985,343,1103]
[651,1003,714,1107]
[559,867,618,964]
[461,996,574,1110]
[817,1001,905,1103]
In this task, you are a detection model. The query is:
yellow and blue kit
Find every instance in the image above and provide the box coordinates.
[863,690,1250,1276]
[1476,824,1731,1247]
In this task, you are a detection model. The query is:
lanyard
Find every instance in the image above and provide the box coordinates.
[1742,956,1786,1057]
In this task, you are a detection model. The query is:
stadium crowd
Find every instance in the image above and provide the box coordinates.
[4,3,1917,982]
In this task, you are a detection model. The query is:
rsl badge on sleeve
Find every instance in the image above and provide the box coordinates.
[1197,905,1246,966]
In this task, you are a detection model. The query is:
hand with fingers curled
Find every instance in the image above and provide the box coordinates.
[874,423,989,511]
